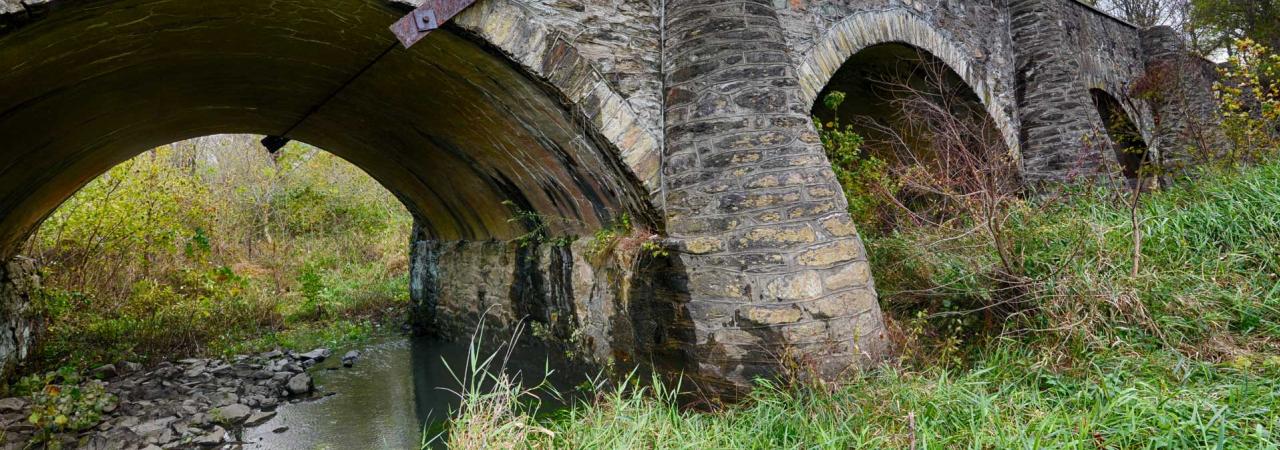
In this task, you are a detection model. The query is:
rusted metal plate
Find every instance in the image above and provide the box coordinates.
[390,0,476,48]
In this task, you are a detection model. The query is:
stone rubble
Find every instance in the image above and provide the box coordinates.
[0,347,342,449]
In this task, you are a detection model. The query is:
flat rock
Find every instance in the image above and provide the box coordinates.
[245,410,276,426]
[132,416,177,437]
[213,403,251,424]
[0,397,25,413]
[299,348,331,362]
[208,391,238,407]
[193,426,226,446]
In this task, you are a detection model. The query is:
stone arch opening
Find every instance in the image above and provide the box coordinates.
[21,135,415,362]
[811,42,1008,162]
[796,10,1019,158]
[809,42,1016,230]
[1089,88,1151,182]
[0,0,662,374]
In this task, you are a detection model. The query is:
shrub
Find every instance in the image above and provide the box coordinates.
[1216,38,1280,163]
[18,368,114,442]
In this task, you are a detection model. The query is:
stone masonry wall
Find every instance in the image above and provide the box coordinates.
[0,257,38,381]
[776,0,1208,182]
[521,0,664,137]
[408,225,667,366]
[1140,25,1223,172]
[660,0,889,392]
[1010,0,1111,181]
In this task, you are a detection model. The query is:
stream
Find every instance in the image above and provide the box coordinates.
[240,335,590,449]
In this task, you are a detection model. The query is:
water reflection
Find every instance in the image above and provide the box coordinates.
[242,335,587,449]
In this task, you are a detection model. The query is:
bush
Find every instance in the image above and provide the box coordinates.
[814,91,896,232]
[1216,38,1280,164]
[23,136,411,372]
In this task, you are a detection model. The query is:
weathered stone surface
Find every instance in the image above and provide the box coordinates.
[193,426,226,446]
[212,404,251,424]
[0,257,36,382]
[0,397,24,413]
[299,348,331,362]
[245,410,276,426]
[657,0,893,392]
[286,373,313,396]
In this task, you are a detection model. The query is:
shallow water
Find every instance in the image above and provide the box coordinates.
[241,335,588,449]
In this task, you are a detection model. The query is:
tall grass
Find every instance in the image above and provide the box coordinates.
[425,319,562,450]
[437,161,1280,448]
[528,344,1280,449]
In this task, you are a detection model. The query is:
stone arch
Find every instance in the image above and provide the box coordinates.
[0,0,663,259]
[1089,88,1152,181]
[1077,64,1156,142]
[795,9,1020,158]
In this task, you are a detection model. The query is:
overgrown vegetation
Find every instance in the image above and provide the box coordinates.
[431,40,1280,447]
[23,135,412,372]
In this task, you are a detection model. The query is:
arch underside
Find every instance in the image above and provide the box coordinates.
[0,0,657,258]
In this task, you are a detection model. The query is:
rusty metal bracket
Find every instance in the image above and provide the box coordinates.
[390,0,476,48]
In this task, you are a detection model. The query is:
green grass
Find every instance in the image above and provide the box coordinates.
[438,161,1280,449]
[530,344,1280,449]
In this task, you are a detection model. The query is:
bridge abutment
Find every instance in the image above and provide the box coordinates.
[0,257,38,382]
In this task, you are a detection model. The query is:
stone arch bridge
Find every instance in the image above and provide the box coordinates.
[0,0,1215,391]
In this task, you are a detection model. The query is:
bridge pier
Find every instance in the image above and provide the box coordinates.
[1010,0,1113,182]
[658,0,889,390]
[407,218,689,370]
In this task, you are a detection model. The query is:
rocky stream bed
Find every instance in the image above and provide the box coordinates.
[0,348,360,449]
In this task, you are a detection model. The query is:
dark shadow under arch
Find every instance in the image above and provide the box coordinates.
[811,42,1009,169]
[1090,88,1151,182]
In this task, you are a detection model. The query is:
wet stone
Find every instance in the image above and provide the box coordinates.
[286,373,313,395]
[213,403,251,424]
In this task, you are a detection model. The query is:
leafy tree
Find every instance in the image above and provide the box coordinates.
[1191,0,1280,55]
